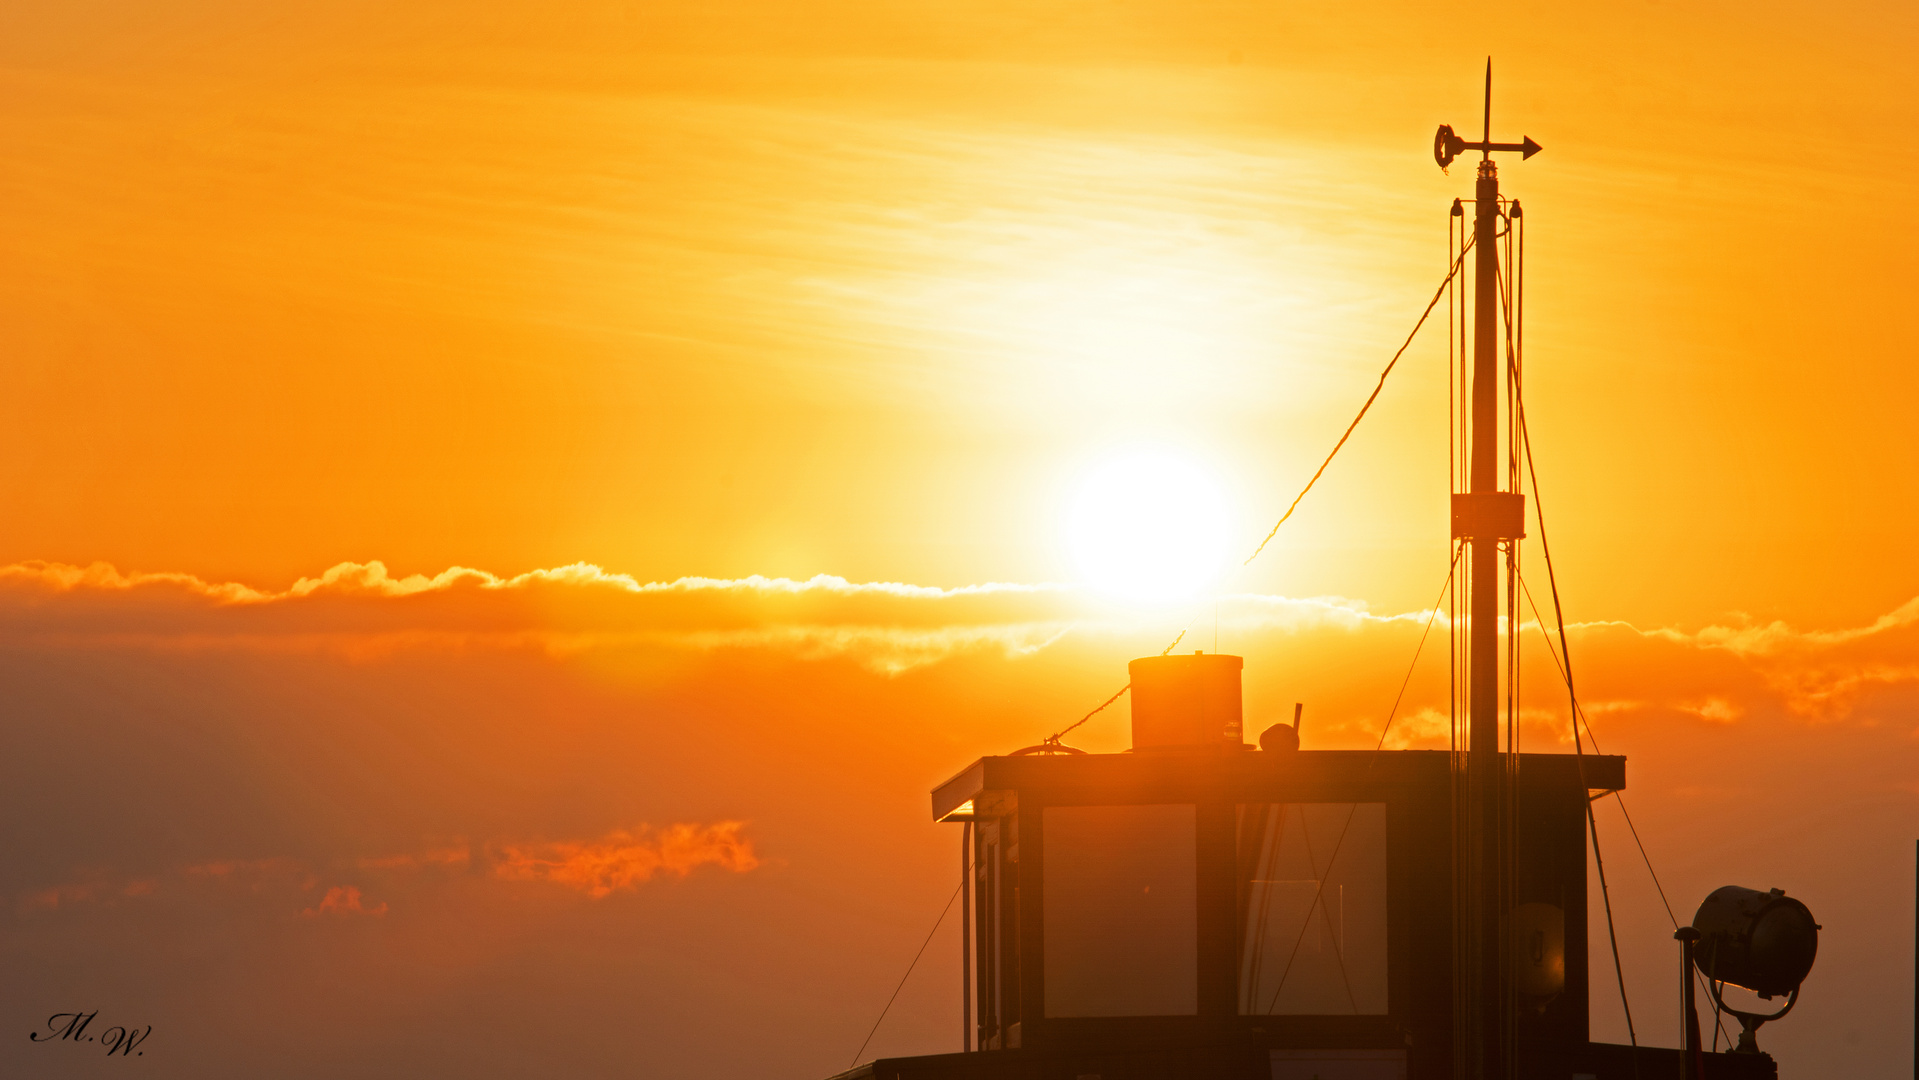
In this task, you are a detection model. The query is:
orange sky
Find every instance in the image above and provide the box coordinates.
[3,2,1917,1078]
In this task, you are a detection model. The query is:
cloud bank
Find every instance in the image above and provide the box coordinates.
[2,559,1915,729]
[4,558,1916,1079]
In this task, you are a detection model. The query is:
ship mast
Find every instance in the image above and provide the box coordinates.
[1437,60,1540,1080]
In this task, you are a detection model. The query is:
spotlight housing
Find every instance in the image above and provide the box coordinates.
[1691,885,1820,1053]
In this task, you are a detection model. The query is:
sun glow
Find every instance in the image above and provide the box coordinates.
[1064,451,1232,600]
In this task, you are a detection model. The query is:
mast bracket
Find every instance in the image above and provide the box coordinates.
[1451,491,1527,540]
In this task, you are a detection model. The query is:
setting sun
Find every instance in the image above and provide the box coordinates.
[1064,450,1231,599]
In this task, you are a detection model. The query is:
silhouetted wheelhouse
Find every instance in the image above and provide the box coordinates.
[924,652,1624,1080]
[823,653,1782,1080]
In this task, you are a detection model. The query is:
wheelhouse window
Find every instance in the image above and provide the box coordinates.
[1042,803,1198,1018]
[1236,802,1388,1015]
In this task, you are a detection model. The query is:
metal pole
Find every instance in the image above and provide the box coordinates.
[1469,149,1505,1080]
[1678,927,1703,1080]
[1433,59,1545,1080]
[961,821,972,1053]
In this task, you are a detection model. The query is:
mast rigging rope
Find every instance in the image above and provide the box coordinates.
[1242,240,1475,567]
[1039,241,1477,748]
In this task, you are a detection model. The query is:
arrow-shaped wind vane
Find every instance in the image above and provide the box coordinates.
[1433,60,1542,170]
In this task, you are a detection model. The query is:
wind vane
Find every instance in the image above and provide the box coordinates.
[1433,60,1542,170]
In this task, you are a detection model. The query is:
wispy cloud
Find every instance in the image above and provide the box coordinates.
[184,856,310,883]
[0,560,1075,672]
[17,823,758,916]
[1664,596,1919,656]
[19,880,105,914]
[16,874,166,914]
[356,846,472,871]
[490,822,760,899]
[0,559,1056,606]
[301,886,388,919]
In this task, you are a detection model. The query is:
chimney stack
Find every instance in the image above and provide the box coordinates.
[1127,652,1244,750]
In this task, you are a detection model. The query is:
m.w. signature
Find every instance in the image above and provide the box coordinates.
[29,1011,151,1057]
